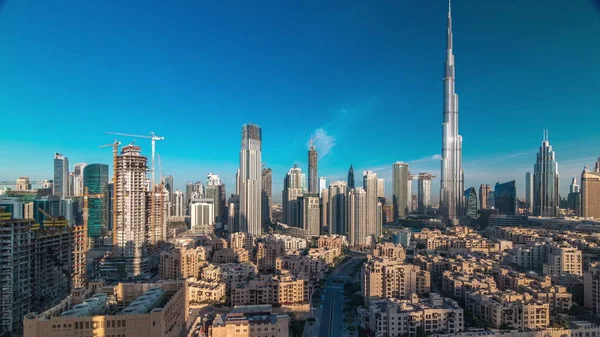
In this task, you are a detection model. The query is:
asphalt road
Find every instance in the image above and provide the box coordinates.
[319,257,364,337]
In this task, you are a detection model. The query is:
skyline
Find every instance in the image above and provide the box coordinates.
[1,0,599,202]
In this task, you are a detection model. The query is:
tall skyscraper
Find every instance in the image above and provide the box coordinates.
[533,131,560,217]
[163,175,174,213]
[479,184,491,210]
[570,177,580,193]
[348,187,367,246]
[464,187,478,219]
[417,173,435,214]
[525,172,533,211]
[377,178,385,199]
[439,2,464,224]
[568,177,581,214]
[348,165,355,189]
[53,153,69,197]
[329,181,347,235]
[83,164,109,246]
[235,168,241,196]
[301,193,320,236]
[582,158,600,218]
[407,175,413,213]
[146,184,168,244]
[494,180,517,215]
[308,138,318,194]
[174,189,184,217]
[262,167,273,224]
[392,162,409,220]
[114,145,147,276]
[319,177,326,197]
[363,171,379,239]
[206,173,222,224]
[282,164,305,227]
[320,188,329,233]
[72,163,87,196]
[239,124,262,235]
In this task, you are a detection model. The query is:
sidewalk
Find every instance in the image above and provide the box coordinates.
[302,308,322,337]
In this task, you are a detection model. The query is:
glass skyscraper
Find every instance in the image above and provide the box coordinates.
[464,187,477,219]
[494,180,517,215]
[83,164,109,239]
[533,131,560,217]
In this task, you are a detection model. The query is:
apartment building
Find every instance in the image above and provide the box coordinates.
[543,243,582,276]
[494,267,551,291]
[257,241,286,273]
[212,248,250,264]
[367,293,464,337]
[159,246,201,280]
[276,254,327,280]
[465,291,549,330]
[372,242,406,262]
[442,271,497,299]
[229,232,255,251]
[584,262,600,314]
[317,235,346,251]
[23,280,187,337]
[231,274,307,307]
[188,279,226,305]
[209,305,289,337]
[363,259,430,299]
[201,263,258,290]
[308,247,341,266]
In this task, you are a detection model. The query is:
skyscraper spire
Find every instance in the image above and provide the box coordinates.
[440,0,464,224]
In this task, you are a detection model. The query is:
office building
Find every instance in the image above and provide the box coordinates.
[464,187,478,218]
[146,184,168,245]
[494,180,517,215]
[282,164,305,227]
[262,167,272,224]
[348,187,367,246]
[173,189,184,217]
[348,165,355,189]
[53,153,69,197]
[392,162,409,220]
[377,178,385,199]
[308,138,318,193]
[190,199,214,233]
[439,2,464,224]
[301,193,320,236]
[320,188,329,233]
[319,177,326,197]
[525,172,533,210]
[363,170,380,238]
[72,163,87,196]
[162,175,173,215]
[83,164,109,245]
[328,181,347,235]
[209,305,289,337]
[567,177,581,214]
[227,195,240,232]
[533,131,560,217]
[205,185,221,225]
[479,184,491,210]
[239,124,262,235]
[417,173,435,214]
[114,144,147,277]
[582,159,600,218]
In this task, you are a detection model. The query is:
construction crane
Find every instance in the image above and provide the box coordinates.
[0,180,47,186]
[308,134,320,149]
[105,132,164,188]
[99,139,120,247]
[83,187,104,249]
[36,207,68,228]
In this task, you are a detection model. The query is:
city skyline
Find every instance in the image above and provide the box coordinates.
[0,1,599,202]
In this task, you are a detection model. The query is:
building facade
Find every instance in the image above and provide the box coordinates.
[239,124,262,235]
[533,131,560,217]
[83,164,109,244]
[348,187,368,246]
[581,159,600,218]
[494,180,517,215]
[328,181,347,236]
[53,153,69,197]
[393,162,409,220]
[282,164,305,227]
[464,187,477,219]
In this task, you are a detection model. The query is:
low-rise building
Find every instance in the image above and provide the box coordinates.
[257,241,286,273]
[231,274,307,307]
[159,246,202,280]
[201,263,258,290]
[363,259,430,299]
[465,291,549,330]
[308,247,341,265]
[188,279,226,305]
[276,254,327,280]
[317,235,346,251]
[366,293,464,337]
[372,242,406,262]
[209,305,289,337]
[229,232,255,251]
[212,248,250,264]
[442,271,497,299]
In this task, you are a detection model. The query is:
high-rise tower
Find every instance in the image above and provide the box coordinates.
[363,171,380,239]
[392,162,409,220]
[329,181,347,235]
[83,164,109,246]
[525,172,533,211]
[581,158,600,218]
[440,1,464,224]
[262,167,273,224]
[348,165,355,189]
[308,137,318,194]
[533,130,560,217]
[417,173,435,214]
[479,184,491,210]
[53,153,69,197]
[347,187,367,246]
[239,124,262,235]
[283,164,305,227]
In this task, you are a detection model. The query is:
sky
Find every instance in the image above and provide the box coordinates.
[0,0,599,203]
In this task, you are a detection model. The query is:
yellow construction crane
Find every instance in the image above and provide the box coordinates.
[36,207,68,228]
[83,187,104,249]
[99,139,120,247]
[105,131,164,188]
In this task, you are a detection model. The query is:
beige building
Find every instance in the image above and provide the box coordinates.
[302,194,321,236]
[543,243,582,276]
[188,279,226,305]
[257,240,286,273]
[229,232,255,251]
[367,293,464,337]
[363,259,430,299]
[201,263,258,290]
[372,243,406,262]
[209,305,289,337]
[442,271,497,299]
[159,246,201,280]
[23,280,187,337]
[465,291,549,330]
[231,274,307,307]
[207,238,229,251]
[582,163,600,218]
[212,248,250,264]
[317,235,346,251]
[276,254,327,280]
[494,267,551,291]
[584,262,600,314]
[308,247,341,265]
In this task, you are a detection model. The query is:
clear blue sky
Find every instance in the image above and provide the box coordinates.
[0,0,599,203]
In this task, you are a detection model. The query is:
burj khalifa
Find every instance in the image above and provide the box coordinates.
[440,0,464,224]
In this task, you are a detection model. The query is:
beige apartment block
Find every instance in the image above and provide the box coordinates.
[363,259,430,299]
[229,232,255,251]
[24,280,187,337]
[308,247,341,266]
[523,285,572,311]
[212,248,250,264]
[207,238,229,251]
[494,267,551,291]
[584,262,600,314]
[442,271,497,298]
[372,242,406,262]
[159,246,201,280]
[188,279,226,305]
[257,240,286,273]
[276,254,327,280]
[201,263,258,290]
[543,243,582,276]
[465,291,549,330]
[582,166,600,218]
[367,293,464,337]
[231,274,307,307]
[209,305,289,337]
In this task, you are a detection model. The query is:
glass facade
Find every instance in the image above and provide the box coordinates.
[464,187,478,219]
[83,164,109,238]
[494,180,517,215]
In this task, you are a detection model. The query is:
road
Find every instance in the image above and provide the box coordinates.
[318,256,364,337]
